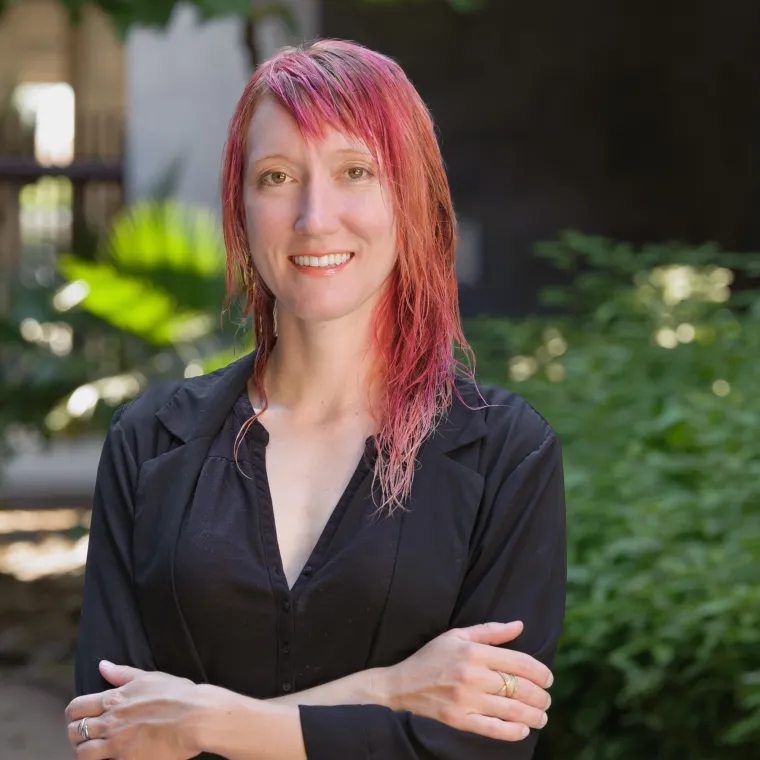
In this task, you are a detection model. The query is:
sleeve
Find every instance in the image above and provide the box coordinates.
[299,432,567,760]
[74,405,157,696]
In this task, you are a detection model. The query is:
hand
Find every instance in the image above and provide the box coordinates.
[64,660,205,759]
[385,620,553,741]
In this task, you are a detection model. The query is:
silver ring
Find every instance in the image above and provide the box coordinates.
[77,717,91,741]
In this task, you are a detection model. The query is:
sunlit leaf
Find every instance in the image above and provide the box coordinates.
[57,257,216,345]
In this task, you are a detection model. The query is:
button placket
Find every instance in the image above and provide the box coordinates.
[251,444,297,697]
[277,594,295,695]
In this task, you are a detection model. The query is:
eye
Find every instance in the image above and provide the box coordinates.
[259,171,290,187]
[346,166,372,181]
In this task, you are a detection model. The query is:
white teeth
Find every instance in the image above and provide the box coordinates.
[292,253,352,267]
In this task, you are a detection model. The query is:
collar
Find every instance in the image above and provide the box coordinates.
[155,350,487,455]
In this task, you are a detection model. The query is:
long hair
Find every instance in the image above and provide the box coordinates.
[221,39,477,513]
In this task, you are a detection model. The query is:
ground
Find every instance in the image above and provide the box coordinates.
[0,508,87,760]
[0,674,71,759]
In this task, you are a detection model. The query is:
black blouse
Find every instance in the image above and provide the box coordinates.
[74,352,567,760]
[173,390,384,699]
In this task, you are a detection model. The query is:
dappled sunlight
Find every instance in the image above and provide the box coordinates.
[0,508,88,534]
[0,510,90,581]
[508,327,569,383]
[509,355,538,382]
[638,264,733,308]
[45,372,145,431]
[0,535,88,581]
[19,318,73,356]
[712,379,731,397]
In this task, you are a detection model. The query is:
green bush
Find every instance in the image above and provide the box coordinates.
[465,232,760,760]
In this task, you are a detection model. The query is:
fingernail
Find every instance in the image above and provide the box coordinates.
[521,725,530,738]
[541,713,548,728]
[99,660,114,670]
[546,695,552,709]
[546,673,554,688]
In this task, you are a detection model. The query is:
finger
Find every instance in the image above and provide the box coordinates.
[480,694,548,730]
[459,713,531,742]
[65,694,109,723]
[453,621,524,646]
[99,660,143,686]
[74,737,111,760]
[67,717,105,746]
[485,671,551,711]
[479,645,553,689]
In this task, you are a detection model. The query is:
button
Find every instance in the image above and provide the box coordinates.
[282,681,292,692]
[302,565,313,576]
[282,600,291,612]
[281,643,291,654]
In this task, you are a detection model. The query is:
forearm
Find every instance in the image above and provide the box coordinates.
[194,670,394,760]
[195,684,306,760]
[268,666,394,708]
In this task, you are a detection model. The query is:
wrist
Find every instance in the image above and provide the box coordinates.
[375,665,402,711]
[192,684,304,760]
[193,683,238,755]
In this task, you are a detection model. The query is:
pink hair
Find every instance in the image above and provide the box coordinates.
[221,39,477,513]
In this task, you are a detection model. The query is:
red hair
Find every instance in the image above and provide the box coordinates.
[221,39,476,512]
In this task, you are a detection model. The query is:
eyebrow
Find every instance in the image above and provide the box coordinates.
[251,147,374,165]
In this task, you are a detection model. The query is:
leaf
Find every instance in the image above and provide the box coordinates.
[57,258,216,345]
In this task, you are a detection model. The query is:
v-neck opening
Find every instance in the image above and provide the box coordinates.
[261,448,373,596]
[236,392,378,597]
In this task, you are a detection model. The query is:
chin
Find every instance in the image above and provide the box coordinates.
[282,291,377,325]
[293,303,365,324]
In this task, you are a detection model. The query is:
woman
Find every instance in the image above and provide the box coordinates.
[66,39,566,760]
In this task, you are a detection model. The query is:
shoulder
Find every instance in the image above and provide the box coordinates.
[113,380,182,433]
[458,379,561,478]
[113,358,239,434]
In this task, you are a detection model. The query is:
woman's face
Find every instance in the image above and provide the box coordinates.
[244,94,397,324]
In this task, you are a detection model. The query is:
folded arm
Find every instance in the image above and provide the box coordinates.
[199,432,567,760]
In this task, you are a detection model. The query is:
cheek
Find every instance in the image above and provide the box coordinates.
[348,196,396,254]
[245,200,292,247]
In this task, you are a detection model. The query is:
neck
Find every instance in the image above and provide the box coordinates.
[254,303,383,425]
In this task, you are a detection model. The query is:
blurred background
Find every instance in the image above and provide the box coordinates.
[0,0,757,757]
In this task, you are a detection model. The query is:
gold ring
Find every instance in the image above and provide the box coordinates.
[496,672,519,699]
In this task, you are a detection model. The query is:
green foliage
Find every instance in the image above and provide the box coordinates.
[0,200,247,444]
[58,200,228,344]
[0,0,485,39]
[465,231,760,760]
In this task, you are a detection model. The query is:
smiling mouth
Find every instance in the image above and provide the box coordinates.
[289,252,354,269]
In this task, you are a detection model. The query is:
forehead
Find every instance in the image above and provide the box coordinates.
[246,94,372,161]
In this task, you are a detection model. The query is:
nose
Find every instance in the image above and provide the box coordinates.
[294,172,341,237]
